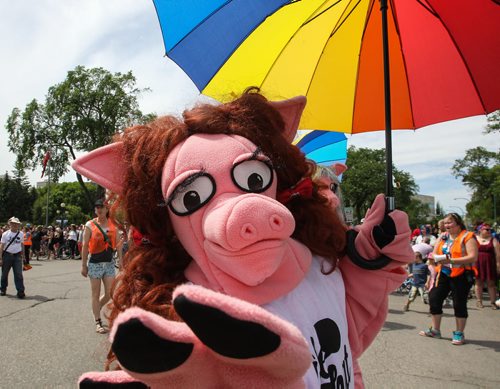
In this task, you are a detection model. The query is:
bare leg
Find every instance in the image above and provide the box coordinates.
[431,314,442,331]
[90,278,103,320]
[475,280,483,307]
[487,280,497,306]
[100,276,115,313]
[456,317,466,332]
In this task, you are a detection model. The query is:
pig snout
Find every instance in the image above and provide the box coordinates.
[203,196,295,250]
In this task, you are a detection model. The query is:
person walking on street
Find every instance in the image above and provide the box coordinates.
[81,199,122,334]
[419,213,478,345]
[67,224,78,259]
[31,226,44,261]
[474,223,500,309]
[0,217,26,298]
[22,225,32,270]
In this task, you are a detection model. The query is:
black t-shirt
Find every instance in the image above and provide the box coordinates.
[32,231,43,243]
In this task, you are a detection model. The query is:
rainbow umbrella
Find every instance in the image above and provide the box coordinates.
[153,0,500,204]
[294,130,347,168]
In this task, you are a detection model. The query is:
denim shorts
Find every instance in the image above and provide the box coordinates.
[87,261,115,279]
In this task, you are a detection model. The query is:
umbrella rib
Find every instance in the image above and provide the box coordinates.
[259,0,339,90]
[327,0,363,39]
[198,1,301,92]
[348,0,377,134]
[303,0,364,115]
[302,0,343,26]
[167,0,233,53]
[415,0,439,17]
[389,0,416,130]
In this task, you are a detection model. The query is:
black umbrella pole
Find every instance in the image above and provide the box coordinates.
[380,0,395,212]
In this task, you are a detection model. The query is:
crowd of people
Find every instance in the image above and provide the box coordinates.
[2,204,498,343]
[0,222,107,263]
[0,202,131,334]
[403,216,499,345]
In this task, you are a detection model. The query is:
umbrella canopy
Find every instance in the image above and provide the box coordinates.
[153,0,500,133]
[294,130,348,167]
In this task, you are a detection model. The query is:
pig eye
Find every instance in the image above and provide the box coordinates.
[232,159,273,193]
[330,182,339,194]
[168,173,216,216]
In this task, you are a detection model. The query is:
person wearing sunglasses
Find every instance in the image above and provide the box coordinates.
[474,223,499,309]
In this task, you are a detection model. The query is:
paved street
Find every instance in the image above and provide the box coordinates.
[1,259,499,388]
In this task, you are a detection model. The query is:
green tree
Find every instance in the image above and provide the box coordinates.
[6,66,155,206]
[32,182,98,226]
[485,110,499,134]
[0,172,37,223]
[342,146,419,221]
[451,146,500,224]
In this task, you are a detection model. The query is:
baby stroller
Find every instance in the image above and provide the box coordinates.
[396,276,413,295]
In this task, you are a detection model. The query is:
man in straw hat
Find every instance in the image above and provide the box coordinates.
[0,217,26,298]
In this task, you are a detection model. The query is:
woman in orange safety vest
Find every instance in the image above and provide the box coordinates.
[419,213,478,345]
[81,199,122,334]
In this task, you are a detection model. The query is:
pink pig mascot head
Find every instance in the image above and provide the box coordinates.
[74,90,347,347]
[74,89,413,388]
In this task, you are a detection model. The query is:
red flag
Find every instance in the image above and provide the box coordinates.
[41,151,51,178]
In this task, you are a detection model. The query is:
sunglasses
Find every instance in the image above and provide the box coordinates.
[483,228,491,232]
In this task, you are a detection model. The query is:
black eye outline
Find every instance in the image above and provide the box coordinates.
[167,172,216,216]
[329,182,339,194]
[231,158,274,193]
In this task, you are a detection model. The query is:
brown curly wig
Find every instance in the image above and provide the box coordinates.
[106,89,347,366]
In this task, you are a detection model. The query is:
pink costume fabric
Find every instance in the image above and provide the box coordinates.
[73,95,413,388]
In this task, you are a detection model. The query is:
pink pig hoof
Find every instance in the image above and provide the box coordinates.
[80,377,147,388]
[112,318,194,374]
[372,214,397,248]
[174,293,281,359]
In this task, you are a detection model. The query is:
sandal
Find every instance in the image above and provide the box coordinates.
[95,318,107,334]
[476,301,484,308]
[491,304,498,310]
[419,327,441,339]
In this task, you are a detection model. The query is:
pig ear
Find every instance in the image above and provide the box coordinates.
[269,96,307,143]
[71,143,125,194]
[331,163,347,176]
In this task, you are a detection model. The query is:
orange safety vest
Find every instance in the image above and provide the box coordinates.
[435,230,477,278]
[88,219,116,254]
[23,232,32,246]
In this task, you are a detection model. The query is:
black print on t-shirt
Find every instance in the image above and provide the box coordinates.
[311,318,351,388]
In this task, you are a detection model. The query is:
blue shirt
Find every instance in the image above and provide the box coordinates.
[410,262,429,287]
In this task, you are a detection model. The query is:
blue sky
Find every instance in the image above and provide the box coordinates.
[0,0,497,215]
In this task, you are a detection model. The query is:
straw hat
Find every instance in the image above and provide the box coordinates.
[8,216,21,224]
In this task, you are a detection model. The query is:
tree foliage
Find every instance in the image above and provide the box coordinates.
[342,146,420,223]
[485,110,499,134]
[32,182,98,226]
[452,146,500,224]
[5,66,155,205]
[0,172,37,223]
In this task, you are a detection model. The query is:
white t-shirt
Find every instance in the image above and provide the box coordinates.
[68,230,78,241]
[263,257,353,388]
[1,229,25,254]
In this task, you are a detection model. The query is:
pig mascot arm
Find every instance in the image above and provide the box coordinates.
[79,285,311,388]
[339,195,413,387]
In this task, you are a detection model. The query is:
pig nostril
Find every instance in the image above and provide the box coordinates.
[240,223,257,240]
[270,215,284,231]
